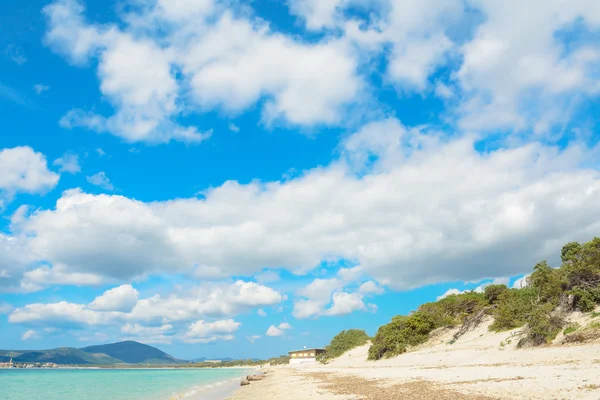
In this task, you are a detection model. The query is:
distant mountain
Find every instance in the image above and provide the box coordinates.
[81,341,183,364]
[0,341,184,365]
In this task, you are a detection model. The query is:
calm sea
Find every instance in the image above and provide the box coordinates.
[0,368,250,400]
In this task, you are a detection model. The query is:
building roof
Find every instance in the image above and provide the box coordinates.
[288,348,325,353]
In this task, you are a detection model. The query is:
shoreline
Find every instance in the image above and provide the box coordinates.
[172,368,257,400]
[225,320,600,400]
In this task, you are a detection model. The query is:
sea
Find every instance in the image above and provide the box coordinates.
[0,368,251,400]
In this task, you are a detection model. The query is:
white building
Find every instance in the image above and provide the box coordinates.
[288,348,325,365]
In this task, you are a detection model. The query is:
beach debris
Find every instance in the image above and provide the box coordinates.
[247,374,265,381]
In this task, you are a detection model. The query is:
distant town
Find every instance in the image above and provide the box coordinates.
[0,358,59,369]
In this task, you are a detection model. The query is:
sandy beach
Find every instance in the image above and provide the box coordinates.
[227,316,600,399]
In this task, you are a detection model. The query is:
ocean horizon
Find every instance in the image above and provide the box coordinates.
[0,368,250,400]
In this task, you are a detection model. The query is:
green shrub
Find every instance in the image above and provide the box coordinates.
[484,284,508,304]
[490,288,537,331]
[319,329,370,362]
[525,303,564,345]
[368,292,490,360]
[368,313,435,360]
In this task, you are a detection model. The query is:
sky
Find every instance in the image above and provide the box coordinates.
[1,0,600,361]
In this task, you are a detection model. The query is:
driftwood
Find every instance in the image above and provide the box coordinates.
[453,307,491,341]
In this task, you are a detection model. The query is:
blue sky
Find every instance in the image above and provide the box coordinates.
[1,0,600,360]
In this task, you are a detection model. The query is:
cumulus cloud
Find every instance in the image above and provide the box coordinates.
[89,284,139,312]
[21,265,105,292]
[9,281,282,332]
[266,322,292,337]
[0,234,36,292]
[43,0,360,144]
[257,309,267,317]
[291,0,600,135]
[0,146,59,199]
[359,280,384,295]
[292,275,379,318]
[324,292,367,316]
[5,117,600,291]
[53,152,81,174]
[184,319,240,344]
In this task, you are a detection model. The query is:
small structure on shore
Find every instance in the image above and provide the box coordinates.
[288,347,325,364]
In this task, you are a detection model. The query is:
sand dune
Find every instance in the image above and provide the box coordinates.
[229,314,600,399]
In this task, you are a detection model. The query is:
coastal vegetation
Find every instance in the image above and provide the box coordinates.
[317,329,370,363]
[368,237,600,360]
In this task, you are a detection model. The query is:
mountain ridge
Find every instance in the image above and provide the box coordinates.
[0,341,185,365]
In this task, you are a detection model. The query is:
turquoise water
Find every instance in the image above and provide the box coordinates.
[0,368,249,400]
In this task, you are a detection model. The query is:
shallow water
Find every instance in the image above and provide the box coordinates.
[0,368,249,400]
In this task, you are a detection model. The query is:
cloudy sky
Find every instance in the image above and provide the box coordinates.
[1,0,600,360]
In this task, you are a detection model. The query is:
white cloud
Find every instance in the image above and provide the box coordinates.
[44,0,361,144]
[257,309,267,317]
[266,322,292,337]
[298,278,343,301]
[22,329,40,341]
[337,266,363,282]
[89,284,139,312]
[278,322,292,330]
[86,172,114,191]
[359,280,384,295]
[324,292,367,316]
[437,288,463,301]
[96,148,106,157]
[2,117,600,296]
[0,146,59,197]
[33,84,50,94]
[184,319,240,343]
[512,275,530,289]
[0,234,35,292]
[456,1,600,133]
[53,152,81,174]
[122,323,173,336]
[9,280,282,332]
[22,265,105,291]
[292,275,378,318]
[254,270,280,283]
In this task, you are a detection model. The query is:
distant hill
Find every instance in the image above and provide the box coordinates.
[0,341,184,365]
[81,341,183,364]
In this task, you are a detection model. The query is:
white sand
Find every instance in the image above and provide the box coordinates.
[229,314,600,399]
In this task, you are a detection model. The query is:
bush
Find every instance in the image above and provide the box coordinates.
[368,313,435,360]
[484,284,508,304]
[525,303,564,346]
[490,288,537,331]
[368,292,490,360]
[319,329,370,362]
